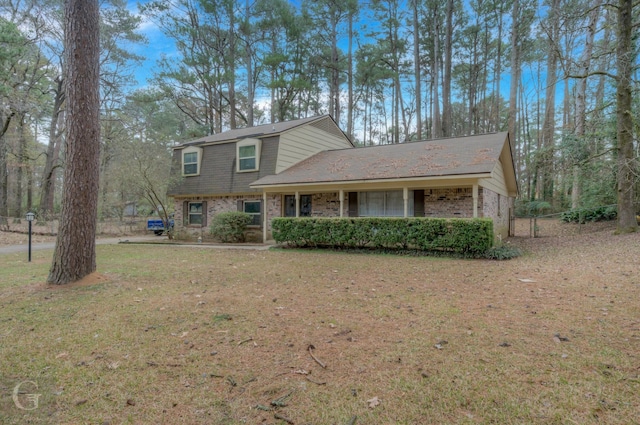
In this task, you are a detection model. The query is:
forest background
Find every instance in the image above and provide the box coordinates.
[0,0,637,228]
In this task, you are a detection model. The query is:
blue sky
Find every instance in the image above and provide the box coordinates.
[127,1,168,87]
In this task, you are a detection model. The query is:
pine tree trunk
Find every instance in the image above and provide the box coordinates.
[442,0,453,137]
[330,18,340,123]
[0,112,13,224]
[493,3,504,133]
[572,0,601,209]
[507,0,519,153]
[539,0,559,202]
[244,0,254,127]
[615,0,638,233]
[39,77,64,217]
[227,2,237,129]
[48,0,100,284]
[431,18,441,139]
[15,113,26,217]
[347,11,354,140]
[412,0,421,140]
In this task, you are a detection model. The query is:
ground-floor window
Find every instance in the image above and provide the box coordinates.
[188,202,203,225]
[284,194,312,217]
[242,200,262,226]
[358,190,414,217]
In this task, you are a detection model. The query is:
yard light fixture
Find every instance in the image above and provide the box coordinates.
[26,212,35,262]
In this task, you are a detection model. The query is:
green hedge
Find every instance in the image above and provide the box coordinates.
[272,217,494,254]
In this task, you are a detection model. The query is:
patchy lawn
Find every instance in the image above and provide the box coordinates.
[0,219,638,424]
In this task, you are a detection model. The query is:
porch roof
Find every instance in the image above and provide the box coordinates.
[251,132,514,191]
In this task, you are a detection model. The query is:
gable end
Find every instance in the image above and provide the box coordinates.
[309,117,347,140]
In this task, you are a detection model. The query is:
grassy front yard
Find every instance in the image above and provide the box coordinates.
[1,221,639,424]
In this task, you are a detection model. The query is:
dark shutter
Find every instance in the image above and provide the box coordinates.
[183,201,189,226]
[348,192,358,217]
[414,190,425,217]
[201,201,207,227]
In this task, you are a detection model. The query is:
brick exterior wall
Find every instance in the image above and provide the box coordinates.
[482,188,512,239]
[265,194,281,230]
[310,192,342,217]
[174,188,513,241]
[423,188,479,218]
[421,187,512,239]
[173,194,280,241]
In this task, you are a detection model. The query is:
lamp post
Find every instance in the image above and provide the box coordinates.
[26,212,35,262]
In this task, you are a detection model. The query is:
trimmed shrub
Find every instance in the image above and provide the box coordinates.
[210,212,252,242]
[272,217,494,254]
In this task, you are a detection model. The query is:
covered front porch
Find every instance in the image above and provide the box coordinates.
[256,177,492,243]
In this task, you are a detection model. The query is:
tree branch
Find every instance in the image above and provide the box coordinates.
[576,148,616,166]
[566,70,618,81]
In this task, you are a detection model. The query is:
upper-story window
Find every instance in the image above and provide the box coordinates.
[239,145,256,170]
[182,146,203,176]
[236,138,261,172]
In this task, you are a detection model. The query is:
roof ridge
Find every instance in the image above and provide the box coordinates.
[175,115,329,148]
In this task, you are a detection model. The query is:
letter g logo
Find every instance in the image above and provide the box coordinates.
[12,380,41,411]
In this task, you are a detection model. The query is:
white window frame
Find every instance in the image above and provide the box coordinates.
[182,146,203,176]
[236,138,261,172]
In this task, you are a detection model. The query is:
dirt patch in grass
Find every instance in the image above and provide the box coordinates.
[43,272,110,290]
[0,219,639,424]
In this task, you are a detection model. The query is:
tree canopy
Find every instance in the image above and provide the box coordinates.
[0,0,637,238]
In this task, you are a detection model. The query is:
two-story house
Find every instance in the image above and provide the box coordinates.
[168,115,518,242]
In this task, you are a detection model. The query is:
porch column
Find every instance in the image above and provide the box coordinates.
[295,191,300,217]
[263,191,268,243]
[403,187,409,217]
[339,189,344,217]
[472,184,479,218]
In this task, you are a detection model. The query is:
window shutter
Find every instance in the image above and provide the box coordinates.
[183,201,189,226]
[348,192,358,217]
[201,201,207,226]
[237,199,244,212]
[414,190,425,217]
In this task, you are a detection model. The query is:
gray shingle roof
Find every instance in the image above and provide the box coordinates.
[176,115,333,147]
[251,132,510,187]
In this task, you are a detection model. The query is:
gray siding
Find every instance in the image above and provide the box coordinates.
[168,136,279,196]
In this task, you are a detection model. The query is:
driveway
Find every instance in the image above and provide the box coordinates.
[0,236,158,255]
[0,236,273,255]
